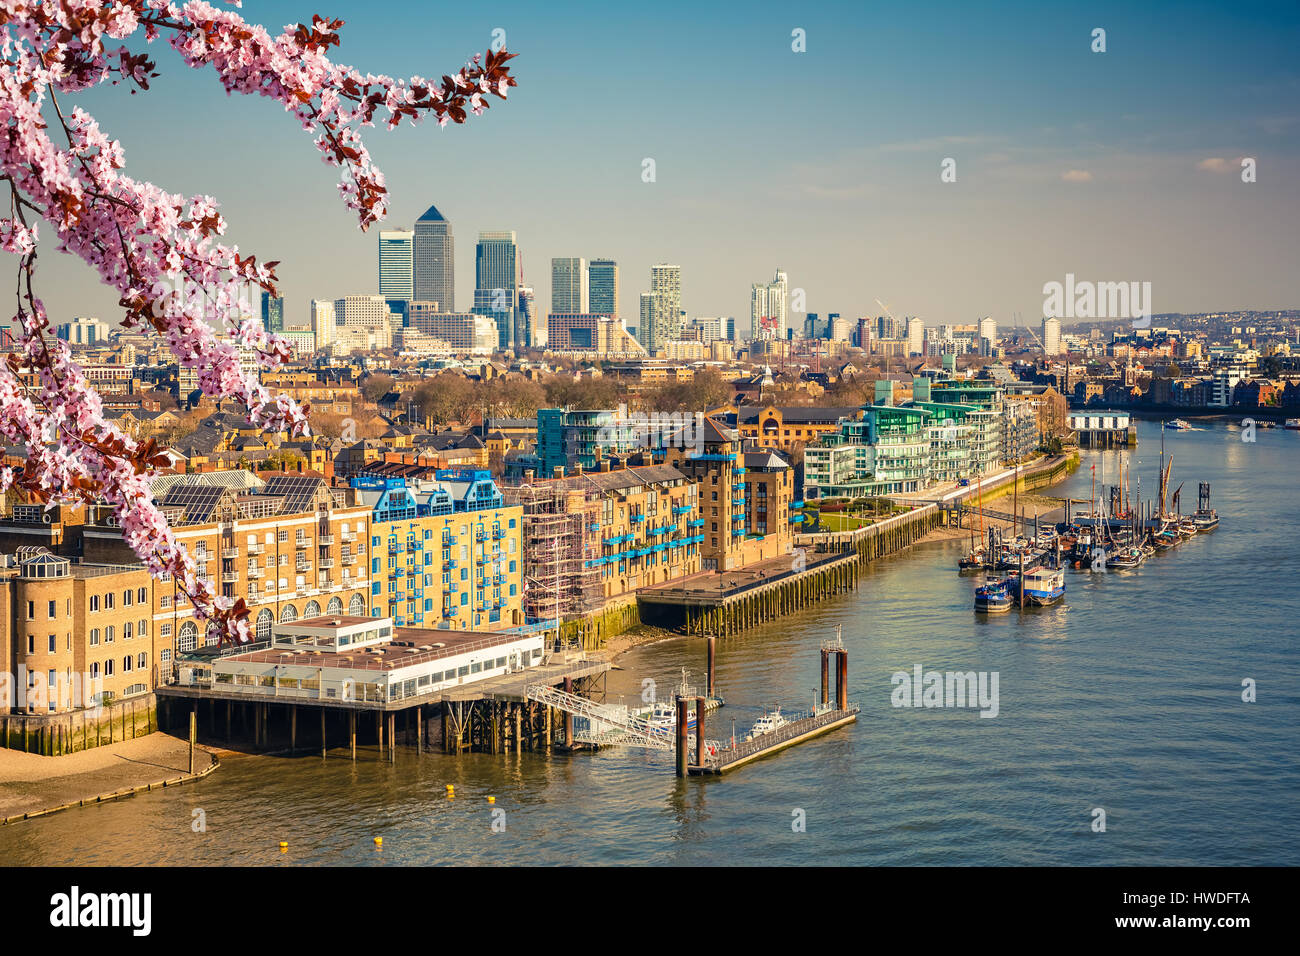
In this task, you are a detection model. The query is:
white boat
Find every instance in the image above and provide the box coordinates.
[1285,419,1300,430]
[745,707,788,741]
[1165,418,1192,430]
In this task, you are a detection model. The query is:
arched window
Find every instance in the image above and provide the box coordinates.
[177,621,198,652]
[326,596,343,615]
[348,594,365,615]
[123,621,133,640]
[205,623,220,647]
[280,604,298,623]
[304,600,321,619]
[138,620,147,637]
[256,609,273,641]
[104,625,115,643]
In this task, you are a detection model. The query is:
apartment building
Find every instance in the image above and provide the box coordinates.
[82,474,372,679]
[0,547,155,714]
[352,470,524,630]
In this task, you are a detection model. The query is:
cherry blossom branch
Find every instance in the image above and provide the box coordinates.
[0,1,518,644]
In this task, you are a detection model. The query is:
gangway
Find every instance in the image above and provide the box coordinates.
[525,683,672,750]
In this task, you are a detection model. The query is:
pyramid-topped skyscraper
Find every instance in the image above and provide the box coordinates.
[413,203,454,311]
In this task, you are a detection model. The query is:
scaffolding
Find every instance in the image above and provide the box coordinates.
[506,482,603,625]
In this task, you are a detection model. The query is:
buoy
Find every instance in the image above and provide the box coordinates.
[487,796,495,804]
[373,836,382,847]
[279,842,288,852]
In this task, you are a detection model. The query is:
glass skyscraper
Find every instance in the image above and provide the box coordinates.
[413,204,454,311]
[378,229,414,299]
[589,258,619,315]
[473,230,521,350]
[261,291,284,332]
[550,257,588,314]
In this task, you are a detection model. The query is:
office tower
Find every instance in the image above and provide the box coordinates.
[550,257,588,315]
[829,314,851,342]
[413,203,453,310]
[855,317,872,351]
[1042,317,1062,355]
[517,286,539,349]
[906,316,925,355]
[978,316,997,356]
[803,313,828,340]
[310,299,336,350]
[875,314,896,340]
[750,269,788,340]
[691,316,722,343]
[56,316,109,345]
[473,230,520,350]
[641,263,680,353]
[724,317,736,342]
[261,291,285,333]
[589,258,619,315]
[378,229,414,300]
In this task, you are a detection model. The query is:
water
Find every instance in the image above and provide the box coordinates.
[4,419,1298,865]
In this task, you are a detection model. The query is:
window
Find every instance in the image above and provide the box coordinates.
[160,624,172,639]
[48,634,56,653]
[90,662,100,679]
[278,529,288,543]
[90,628,100,646]
[89,595,98,612]
[123,621,133,640]
[123,655,133,673]
[177,622,197,652]
[48,600,56,618]
[105,592,114,610]
[26,601,33,620]
[105,659,114,677]
[123,589,133,607]
[138,620,147,637]
[104,626,115,643]
[137,653,147,669]
[160,595,171,609]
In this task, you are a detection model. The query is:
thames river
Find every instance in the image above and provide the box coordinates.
[3,418,1297,865]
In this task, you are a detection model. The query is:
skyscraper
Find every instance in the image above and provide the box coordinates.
[378,229,414,300]
[413,204,453,311]
[750,269,788,340]
[550,257,588,314]
[906,316,925,355]
[473,231,521,350]
[517,286,540,349]
[589,258,619,315]
[261,291,285,333]
[978,316,997,356]
[310,299,335,350]
[1042,317,1062,355]
[641,263,680,352]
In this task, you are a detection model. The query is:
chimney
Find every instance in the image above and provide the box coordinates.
[524,469,535,481]
[574,463,583,475]
[599,459,610,473]
[552,466,564,479]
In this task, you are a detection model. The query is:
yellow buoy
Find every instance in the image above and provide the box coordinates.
[373,836,382,847]
[487,796,495,804]
[278,841,288,848]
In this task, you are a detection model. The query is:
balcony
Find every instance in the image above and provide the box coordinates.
[318,558,335,570]
[341,555,357,566]
[221,547,239,560]
[340,531,356,543]
[246,567,263,579]
[318,534,335,546]
[246,542,264,555]
[295,537,312,550]
[221,571,239,584]
[296,564,311,575]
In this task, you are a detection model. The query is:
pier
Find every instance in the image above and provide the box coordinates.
[681,643,858,776]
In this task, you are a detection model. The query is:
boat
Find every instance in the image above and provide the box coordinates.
[745,707,788,741]
[1286,419,1300,430]
[958,548,987,572]
[1177,518,1198,537]
[1106,546,1145,570]
[1192,509,1219,532]
[974,579,1013,613]
[646,698,696,734]
[1165,418,1192,430]
[1018,566,1065,606]
[1151,529,1179,551]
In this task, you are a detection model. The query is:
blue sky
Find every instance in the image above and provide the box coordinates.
[17,0,1300,333]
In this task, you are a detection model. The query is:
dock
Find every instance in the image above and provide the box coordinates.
[687,707,859,775]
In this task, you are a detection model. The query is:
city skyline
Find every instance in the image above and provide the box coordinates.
[10,0,1300,338]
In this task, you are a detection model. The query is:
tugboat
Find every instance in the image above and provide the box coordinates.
[974,579,1013,613]
[1165,418,1192,430]
[745,707,788,741]
[1019,566,1065,607]
[1192,481,1219,532]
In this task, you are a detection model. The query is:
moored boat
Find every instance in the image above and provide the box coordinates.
[745,707,788,741]
[974,579,1013,613]
[1106,546,1145,570]
[1019,566,1065,606]
[1192,509,1219,532]
[1286,418,1300,430]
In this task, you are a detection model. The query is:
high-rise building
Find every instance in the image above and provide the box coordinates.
[413,204,453,311]
[517,286,540,349]
[378,229,414,300]
[473,230,521,350]
[803,313,828,340]
[750,269,788,340]
[829,314,852,342]
[641,264,680,353]
[309,300,335,350]
[56,316,109,345]
[550,257,588,315]
[588,258,619,315]
[906,317,925,355]
[407,302,499,354]
[261,291,285,333]
[1042,317,1062,355]
[978,316,997,356]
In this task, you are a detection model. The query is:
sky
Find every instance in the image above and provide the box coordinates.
[11,0,1300,336]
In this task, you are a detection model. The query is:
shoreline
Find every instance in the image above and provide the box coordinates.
[0,732,219,824]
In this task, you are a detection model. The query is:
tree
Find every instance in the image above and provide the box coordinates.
[0,4,517,643]
[360,373,395,404]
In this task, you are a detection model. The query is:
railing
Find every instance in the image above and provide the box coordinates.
[700,703,857,768]
[295,538,312,549]
[318,534,335,546]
